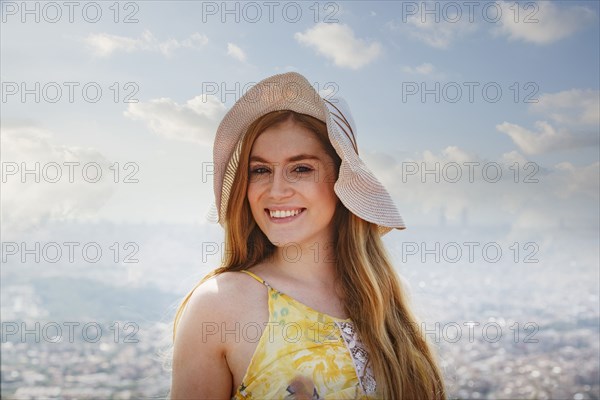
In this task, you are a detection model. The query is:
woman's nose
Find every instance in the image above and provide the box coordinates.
[268,168,293,198]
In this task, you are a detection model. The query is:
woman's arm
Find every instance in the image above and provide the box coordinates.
[171,280,233,399]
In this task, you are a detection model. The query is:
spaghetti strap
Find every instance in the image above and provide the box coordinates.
[240,270,270,287]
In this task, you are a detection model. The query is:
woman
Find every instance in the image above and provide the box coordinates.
[171,72,446,399]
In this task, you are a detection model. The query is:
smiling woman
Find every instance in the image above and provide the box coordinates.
[170,72,446,399]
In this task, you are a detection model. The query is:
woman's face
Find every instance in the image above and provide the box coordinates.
[247,118,339,248]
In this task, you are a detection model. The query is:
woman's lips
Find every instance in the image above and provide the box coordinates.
[264,208,306,223]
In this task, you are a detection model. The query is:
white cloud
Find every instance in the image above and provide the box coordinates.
[275,65,299,72]
[364,146,484,222]
[402,62,435,75]
[530,89,599,127]
[500,150,529,166]
[390,1,594,48]
[124,95,226,145]
[496,120,598,155]
[1,124,115,234]
[494,1,596,45]
[553,161,600,200]
[84,30,208,57]
[390,9,478,49]
[294,23,382,69]
[226,42,247,62]
[420,145,477,165]
[364,146,597,230]
[498,89,599,155]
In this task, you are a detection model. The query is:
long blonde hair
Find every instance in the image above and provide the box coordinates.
[174,110,446,399]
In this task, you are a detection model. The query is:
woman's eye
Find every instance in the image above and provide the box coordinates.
[293,165,313,174]
[250,167,269,175]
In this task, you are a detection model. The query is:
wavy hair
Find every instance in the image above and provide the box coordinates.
[173,110,446,399]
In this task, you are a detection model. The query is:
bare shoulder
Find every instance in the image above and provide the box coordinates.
[171,270,268,399]
[182,270,268,325]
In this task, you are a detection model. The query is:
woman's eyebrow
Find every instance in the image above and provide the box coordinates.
[249,154,322,163]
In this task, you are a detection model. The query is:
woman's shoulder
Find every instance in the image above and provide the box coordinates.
[184,270,268,323]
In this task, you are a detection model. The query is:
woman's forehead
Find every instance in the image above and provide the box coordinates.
[250,121,329,161]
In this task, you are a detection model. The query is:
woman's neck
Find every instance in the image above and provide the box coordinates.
[265,239,338,288]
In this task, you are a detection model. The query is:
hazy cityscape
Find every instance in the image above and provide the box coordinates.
[1,221,598,399]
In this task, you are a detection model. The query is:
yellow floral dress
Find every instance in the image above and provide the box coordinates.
[233,270,378,399]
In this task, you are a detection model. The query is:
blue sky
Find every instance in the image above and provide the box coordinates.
[2,0,599,232]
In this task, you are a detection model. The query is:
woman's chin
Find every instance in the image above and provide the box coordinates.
[267,234,304,248]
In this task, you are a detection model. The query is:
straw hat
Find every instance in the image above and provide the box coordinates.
[208,72,405,235]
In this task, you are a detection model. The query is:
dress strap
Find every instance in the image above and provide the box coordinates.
[240,270,271,288]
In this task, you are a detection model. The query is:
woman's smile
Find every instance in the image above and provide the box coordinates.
[264,207,307,223]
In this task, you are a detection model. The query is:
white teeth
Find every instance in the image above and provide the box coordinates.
[269,209,302,218]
